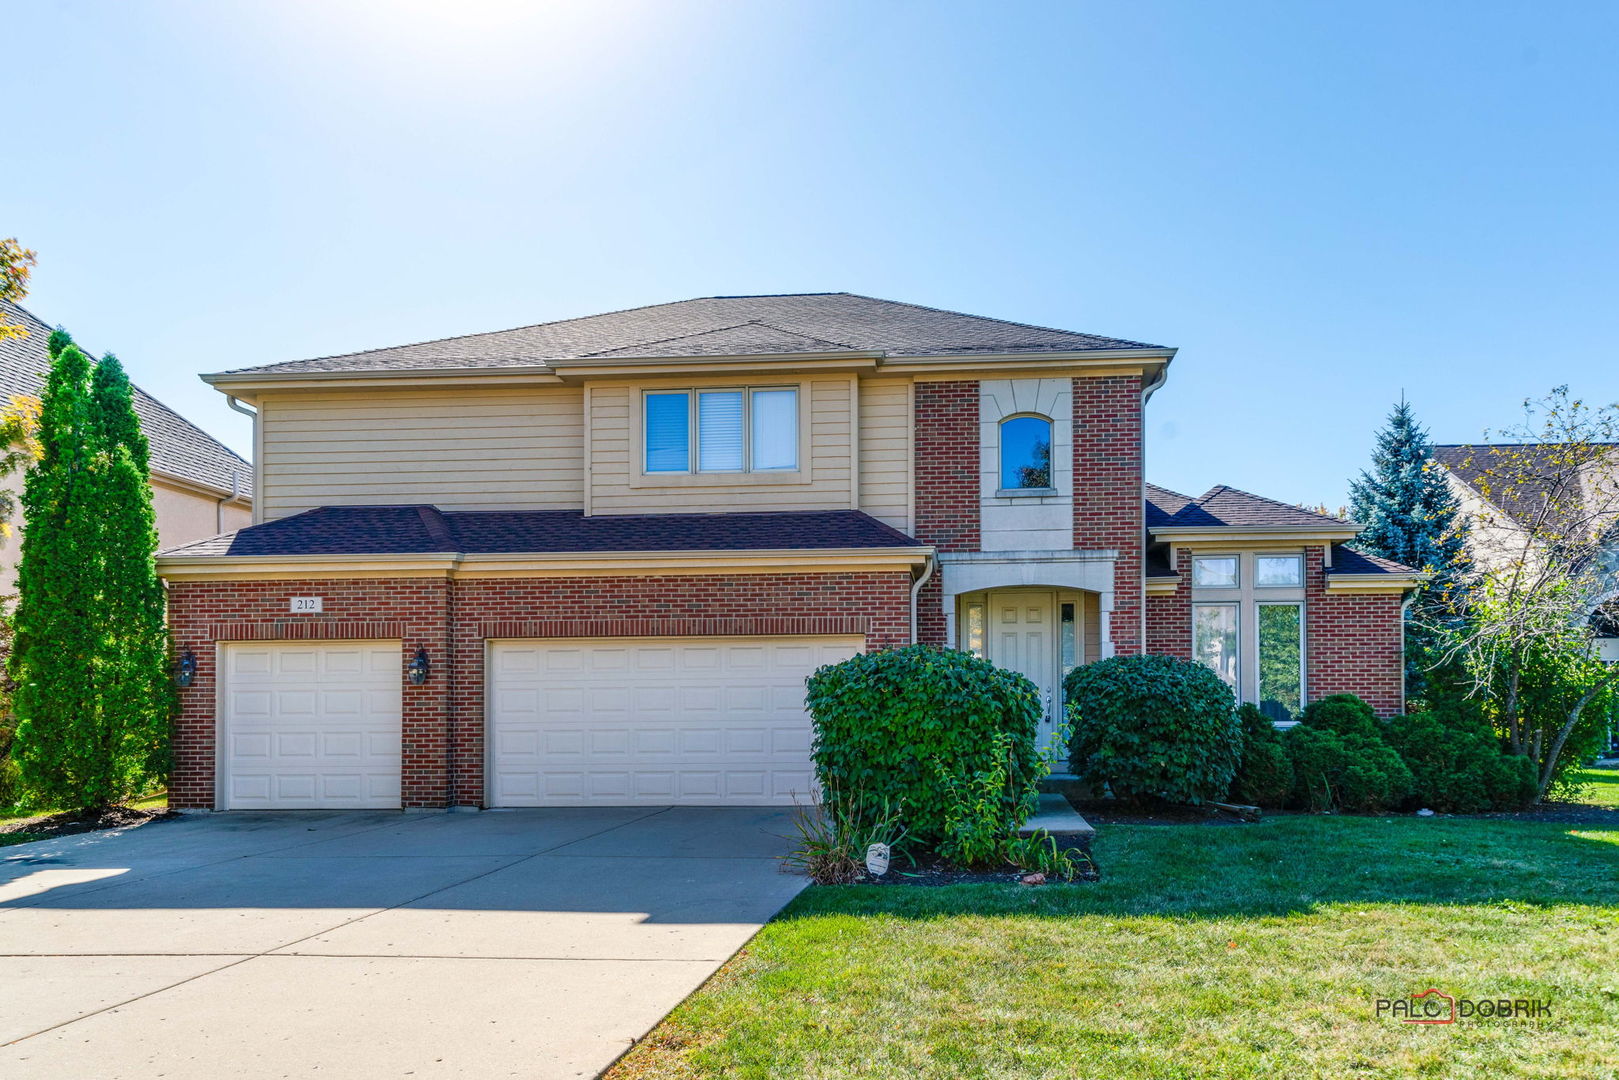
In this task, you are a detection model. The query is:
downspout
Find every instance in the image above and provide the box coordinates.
[1141,360,1170,404]
[909,554,936,645]
[1399,589,1418,715]
[226,396,256,525]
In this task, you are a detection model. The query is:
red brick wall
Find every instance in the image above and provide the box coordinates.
[167,571,912,809]
[1073,375,1145,655]
[1304,546,1406,716]
[913,380,980,553]
[1145,547,1192,659]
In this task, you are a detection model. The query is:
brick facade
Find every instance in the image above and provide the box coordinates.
[1073,375,1145,655]
[1304,546,1406,716]
[1144,547,1193,659]
[167,571,912,809]
[913,380,980,554]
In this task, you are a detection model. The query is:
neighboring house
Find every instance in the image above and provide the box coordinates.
[155,293,1419,811]
[1433,442,1619,664]
[0,300,252,593]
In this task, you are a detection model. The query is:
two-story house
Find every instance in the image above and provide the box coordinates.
[156,293,1419,811]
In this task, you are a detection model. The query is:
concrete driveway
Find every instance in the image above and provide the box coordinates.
[0,807,809,1079]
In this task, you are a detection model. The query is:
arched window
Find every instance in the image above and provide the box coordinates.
[1000,415,1053,490]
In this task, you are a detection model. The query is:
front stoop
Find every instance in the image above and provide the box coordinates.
[1019,793,1096,846]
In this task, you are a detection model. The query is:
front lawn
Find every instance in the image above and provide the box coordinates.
[609,814,1619,1079]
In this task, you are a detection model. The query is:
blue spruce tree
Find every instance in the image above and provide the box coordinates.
[1348,400,1472,705]
[1348,399,1470,600]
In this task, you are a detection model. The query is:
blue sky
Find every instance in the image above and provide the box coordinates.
[10,1,1617,508]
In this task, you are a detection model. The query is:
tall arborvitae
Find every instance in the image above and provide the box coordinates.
[10,332,110,807]
[1348,399,1471,604]
[89,353,172,784]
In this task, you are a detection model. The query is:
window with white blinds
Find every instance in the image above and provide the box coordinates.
[698,391,745,471]
[643,387,798,474]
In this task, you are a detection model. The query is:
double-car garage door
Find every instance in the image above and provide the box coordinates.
[218,635,859,810]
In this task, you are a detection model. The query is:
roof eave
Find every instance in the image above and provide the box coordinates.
[1150,524,1362,543]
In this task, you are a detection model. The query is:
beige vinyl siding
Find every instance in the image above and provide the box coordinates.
[259,386,584,520]
[858,376,911,532]
[587,376,854,515]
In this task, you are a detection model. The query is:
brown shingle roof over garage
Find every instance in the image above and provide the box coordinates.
[0,300,252,498]
[213,293,1169,376]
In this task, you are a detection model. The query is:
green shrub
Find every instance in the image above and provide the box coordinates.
[1385,705,1538,812]
[1064,654,1241,805]
[1299,693,1382,740]
[1230,703,1294,807]
[806,645,1043,843]
[1285,725,1414,812]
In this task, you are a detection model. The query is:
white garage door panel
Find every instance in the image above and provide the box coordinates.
[488,636,862,807]
[222,642,403,810]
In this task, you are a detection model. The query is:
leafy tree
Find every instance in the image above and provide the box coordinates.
[0,237,37,341]
[1429,387,1619,800]
[9,332,169,809]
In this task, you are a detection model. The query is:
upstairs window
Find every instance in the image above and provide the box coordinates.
[999,415,1053,490]
[643,387,798,474]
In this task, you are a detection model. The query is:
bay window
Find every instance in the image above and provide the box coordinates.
[1190,551,1308,717]
[644,387,799,474]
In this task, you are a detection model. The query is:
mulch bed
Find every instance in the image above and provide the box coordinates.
[849,855,1100,887]
[0,804,176,847]
[1076,799,1619,827]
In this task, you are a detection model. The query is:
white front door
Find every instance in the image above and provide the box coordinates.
[219,641,403,810]
[486,635,864,807]
[985,590,1062,752]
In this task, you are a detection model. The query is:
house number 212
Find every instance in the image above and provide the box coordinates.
[289,596,324,614]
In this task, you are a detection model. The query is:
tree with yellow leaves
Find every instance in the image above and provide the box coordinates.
[0,238,38,341]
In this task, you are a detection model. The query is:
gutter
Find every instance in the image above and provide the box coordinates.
[909,554,936,645]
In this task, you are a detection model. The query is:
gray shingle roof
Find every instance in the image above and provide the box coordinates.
[1145,483,1195,529]
[0,300,252,497]
[1434,443,1619,536]
[160,506,923,559]
[216,293,1168,376]
[1154,485,1353,530]
[1329,545,1421,576]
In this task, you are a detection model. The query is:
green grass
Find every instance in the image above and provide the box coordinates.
[1572,765,1619,808]
[609,815,1619,1080]
[0,791,168,847]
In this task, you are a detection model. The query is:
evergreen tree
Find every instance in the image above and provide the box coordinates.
[90,353,173,783]
[1348,399,1471,602]
[1348,399,1473,706]
[10,333,109,807]
[9,336,170,809]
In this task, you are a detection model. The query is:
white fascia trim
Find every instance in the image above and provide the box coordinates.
[1323,573,1426,593]
[201,367,566,394]
[883,347,1176,367]
[1150,525,1362,542]
[546,350,881,368]
[936,548,1120,564]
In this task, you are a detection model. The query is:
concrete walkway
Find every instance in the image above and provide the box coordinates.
[0,807,809,1079]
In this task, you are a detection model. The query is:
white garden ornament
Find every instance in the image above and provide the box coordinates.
[864,842,891,876]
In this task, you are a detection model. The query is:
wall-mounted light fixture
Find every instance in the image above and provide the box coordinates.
[175,649,197,688]
[407,648,431,685]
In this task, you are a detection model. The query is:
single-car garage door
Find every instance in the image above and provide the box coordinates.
[487,635,863,807]
[220,641,403,810]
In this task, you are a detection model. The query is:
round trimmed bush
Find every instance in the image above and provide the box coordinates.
[1285,725,1413,812]
[1064,654,1241,805]
[1230,703,1294,807]
[805,645,1042,842]
[1299,693,1382,740]
[1385,707,1538,812]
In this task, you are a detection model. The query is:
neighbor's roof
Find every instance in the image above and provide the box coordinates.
[1150,484,1355,531]
[160,506,923,559]
[1433,443,1619,534]
[214,293,1169,377]
[0,300,252,498]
